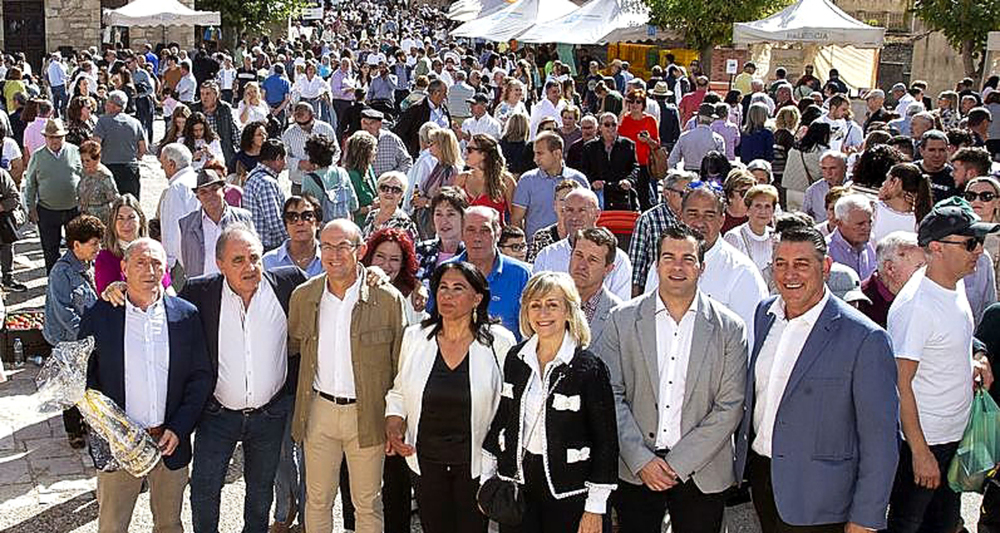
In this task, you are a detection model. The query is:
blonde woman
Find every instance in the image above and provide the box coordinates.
[494,78,527,128]
[238,82,270,126]
[481,271,617,533]
[345,130,380,226]
[499,113,534,176]
[413,128,463,239]
[965,176,1000,287]
[363,171,418,240]
[772,106,800,188]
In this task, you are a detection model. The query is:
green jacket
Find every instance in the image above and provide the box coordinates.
[348,166,377,226]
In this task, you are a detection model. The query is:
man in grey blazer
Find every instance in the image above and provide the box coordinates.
[596,223,748,533]
[570,227,623,346]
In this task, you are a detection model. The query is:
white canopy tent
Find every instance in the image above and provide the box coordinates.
[104,0,220,27]
[518,0,679,44]
[446,0,513,23]
[732,0,884,91]
[450,0,579,42]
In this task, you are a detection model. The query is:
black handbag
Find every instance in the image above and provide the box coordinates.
[476,372,563,526]
[0,210,21,244]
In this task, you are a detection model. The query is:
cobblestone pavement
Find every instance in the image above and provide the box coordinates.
[0,123,986,532]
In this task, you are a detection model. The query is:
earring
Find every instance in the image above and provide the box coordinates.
[473,308,478,323]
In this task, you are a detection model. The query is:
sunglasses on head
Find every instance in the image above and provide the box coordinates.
[937,235,985,252]
[687,180,724,194]
[965,191,997,203]
[284,211,317,223]
[380,184,404,194]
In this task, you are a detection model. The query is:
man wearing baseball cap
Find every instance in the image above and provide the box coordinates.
[458,93,501,144]
[886,196,997,533]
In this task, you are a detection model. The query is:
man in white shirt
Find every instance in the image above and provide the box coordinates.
[80,238,213,533]
[734,226,899,533]
[816,94,863,153]
[533,188,633,300]
[529,80,567,140]
[289,219,407,533]
[281,102,337,196]
[458,93,501,145]
[176,169,254,280]
[157,143,200,288]
[886,201,997,533]
[182,226,307,533]
[644,185,768,346]
[47,52,69,117]
[598,223,747,533]
[176,61,198,104]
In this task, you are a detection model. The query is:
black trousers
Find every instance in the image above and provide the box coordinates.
[636,165,656,212]
[612,476,725,533]
[135,96,155,144]
[500,452,610,533]
[884,440,961,533]
[748,452,844,533]
[37,205,79,274]
[341,452,412,533]
[106,163,141,199]
[413,459,486,533]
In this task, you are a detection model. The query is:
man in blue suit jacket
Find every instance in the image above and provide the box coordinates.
[734,226,899,533]
[80,238,212,533]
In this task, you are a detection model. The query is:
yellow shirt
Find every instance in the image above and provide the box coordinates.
[734,72,754,96]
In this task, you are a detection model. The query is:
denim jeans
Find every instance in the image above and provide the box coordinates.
[190,394,291,533]
[51,84,69,118]
[884,440,961,533]
[273,406,305,524]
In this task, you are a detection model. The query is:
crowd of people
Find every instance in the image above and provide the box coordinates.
[5,0,1000,532]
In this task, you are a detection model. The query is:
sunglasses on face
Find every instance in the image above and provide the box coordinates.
[626,98,641,103]
[466,145,481,153]
[965,191,998,203]
[601,122,617,128]
[284,211,317,223]
[380,184,404,194]
[938,235,985,252]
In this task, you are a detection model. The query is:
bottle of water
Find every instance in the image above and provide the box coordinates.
[27,355,44,366]
[12,338,24,367]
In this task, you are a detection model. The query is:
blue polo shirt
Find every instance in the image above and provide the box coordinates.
[261,74,291,106]
[432,250,531,340]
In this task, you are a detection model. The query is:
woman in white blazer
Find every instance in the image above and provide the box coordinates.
[385,261,517,533]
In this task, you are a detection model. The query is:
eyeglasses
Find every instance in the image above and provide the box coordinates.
[965,191,998,203]
[284,211,317,223]
[379,184,404,195]
[625,98,641,104]
[601,122,617,128]
[466,145,481,153]
[500,242,526,252]
[937,235,984,252]
[320,242,360,254]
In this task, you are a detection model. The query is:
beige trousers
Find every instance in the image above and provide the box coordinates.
[303,396,385,533]
[96,461,188,533]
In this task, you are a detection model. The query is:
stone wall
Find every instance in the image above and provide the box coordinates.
[45,0,102,52]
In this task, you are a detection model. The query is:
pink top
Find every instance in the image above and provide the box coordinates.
[24,118,48,156]
[94,249,172,294]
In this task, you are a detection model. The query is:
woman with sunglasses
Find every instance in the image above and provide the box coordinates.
[619,88,661,211]
[872,163,933,244]
[262,195,324,277]
[966,176,1000,289]
[456,133,516,222]
[363,171,418,241]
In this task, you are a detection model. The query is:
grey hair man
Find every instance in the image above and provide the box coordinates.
[802,150,849,223]
[93,89,147,198]
[158,143,200,282]
[857,231,926,327]
[827,194,876,280]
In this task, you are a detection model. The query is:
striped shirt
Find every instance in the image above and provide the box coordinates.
[243,165,288,251]
[281,120,338,186]
[628,202,679,289]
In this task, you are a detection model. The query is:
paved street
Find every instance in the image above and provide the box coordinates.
[0,124,988,532]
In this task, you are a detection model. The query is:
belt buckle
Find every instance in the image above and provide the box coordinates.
[241,407,257,414]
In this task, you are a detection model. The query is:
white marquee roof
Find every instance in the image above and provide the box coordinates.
[732,0,884,48]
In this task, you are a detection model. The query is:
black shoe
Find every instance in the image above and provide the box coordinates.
[3,278,26,292]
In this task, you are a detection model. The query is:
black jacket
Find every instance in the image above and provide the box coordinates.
[394,98,451,158]
[483,342,618,499]
[178,266,306,395]
[656,100,682,151]
[579,137,639,211]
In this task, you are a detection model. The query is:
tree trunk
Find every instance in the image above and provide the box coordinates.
[961,39,977,80]
[700,45,714,79]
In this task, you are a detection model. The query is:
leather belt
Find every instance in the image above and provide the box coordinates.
[316,390,357,405]
[215,391,286,415]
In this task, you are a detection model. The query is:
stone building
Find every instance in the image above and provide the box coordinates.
[0,0,197,68]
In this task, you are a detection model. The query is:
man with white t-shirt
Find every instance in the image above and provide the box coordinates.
[645,185,768,346]
[816,94,863,153]
[886,199,997,533]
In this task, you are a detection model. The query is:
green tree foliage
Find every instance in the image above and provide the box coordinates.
[641,0,792,72]
[913,0,1000,79]
[197,0,310,46]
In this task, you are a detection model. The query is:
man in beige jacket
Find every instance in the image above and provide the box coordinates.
[288,219,406,533]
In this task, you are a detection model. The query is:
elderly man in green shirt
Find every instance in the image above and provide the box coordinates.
[24,118,82,273]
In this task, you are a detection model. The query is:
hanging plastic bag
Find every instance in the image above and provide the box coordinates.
[948,389,1000,493]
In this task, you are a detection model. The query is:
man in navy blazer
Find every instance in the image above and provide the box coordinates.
[178,225,307,533]
[734,226,899,533]
[81,238,212,533]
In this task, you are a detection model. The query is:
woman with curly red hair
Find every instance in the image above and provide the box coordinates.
[361,227,425,325]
